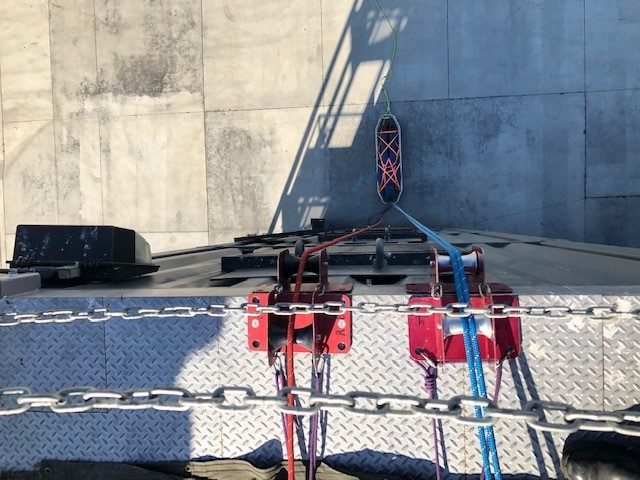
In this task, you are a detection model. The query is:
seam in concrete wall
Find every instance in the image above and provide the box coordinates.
[199,0,210,245]
[320,0,325,84]
[91,0,104,225]
[446,0,450,99]
[583,0,588,242]
[47,0,61,225]
[0,62,5,265]
[588,195,640,199]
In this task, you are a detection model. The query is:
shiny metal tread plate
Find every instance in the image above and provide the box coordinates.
[0,294,637,479]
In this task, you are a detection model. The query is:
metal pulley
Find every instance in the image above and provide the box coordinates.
[432,246,485,285]
[405,245,521,364]
[247,247,353,364]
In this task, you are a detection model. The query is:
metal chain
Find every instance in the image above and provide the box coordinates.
[1,386,638,437]
[0,301,637,327]
[0,305,238,327]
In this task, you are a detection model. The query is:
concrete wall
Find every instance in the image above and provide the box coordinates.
[0,0,638,261]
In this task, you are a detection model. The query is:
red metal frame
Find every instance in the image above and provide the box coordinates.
[247,291,352,360]
[405,244,521,363]
[408,293,521,363]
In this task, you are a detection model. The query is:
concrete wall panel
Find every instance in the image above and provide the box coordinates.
[463,200,586,242]
[95,0,204,116]
[586,89,640,197]
[0,0,53,122]
[205,107,328,242]
[49,0,99,118]
[321,0,448,107]
[55,116,103,224]
[449,94,585,234]
[3,121,59,233]
[203,0,322,111]
[586,197,640,248]
[449,0,584,97]
[100,112,208,232]
[586,0,640,90]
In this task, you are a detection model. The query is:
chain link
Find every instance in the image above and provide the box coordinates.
[1,300,635,436]
[0,301,637,327]
[0,302,637,438]
[1,386,638,436]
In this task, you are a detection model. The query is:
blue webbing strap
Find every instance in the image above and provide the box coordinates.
[392,204,502,480]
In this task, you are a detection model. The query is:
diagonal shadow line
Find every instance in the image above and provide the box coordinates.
[516,353,563,477]
[267,0,359,234]
[430,375,450,474]
[509,357,549,479]
[510,353,564,478]
[437,419,449,474]
[268,1,398,233]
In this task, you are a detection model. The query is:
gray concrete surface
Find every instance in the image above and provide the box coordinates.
[449,0,585,97]
[587,89,640,197]
[1,0,640,260]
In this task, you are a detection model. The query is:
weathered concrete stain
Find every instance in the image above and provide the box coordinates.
[89,0,202,100]
[206,120,277,232]
[111,52,176,97]
[101,0,123,35]
[59,131,80,156]
[223,4,235,21]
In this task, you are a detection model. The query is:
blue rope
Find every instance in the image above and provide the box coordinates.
[392,204,502,480]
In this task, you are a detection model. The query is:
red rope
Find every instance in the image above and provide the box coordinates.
[284,220,384,480]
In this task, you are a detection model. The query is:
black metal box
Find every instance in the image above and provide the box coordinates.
[9,225,159,283]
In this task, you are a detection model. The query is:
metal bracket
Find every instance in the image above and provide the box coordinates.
[407,293,522,364]
[248,247,353,364]
[405,245,512,295]
[276,249,352,293]
[247,291,352,364]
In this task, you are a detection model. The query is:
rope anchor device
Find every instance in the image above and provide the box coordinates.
[406,246,522,364]
[247,247,353,480]
[247,249,352,364]
[247,223,382,480]
[375,114,403,204]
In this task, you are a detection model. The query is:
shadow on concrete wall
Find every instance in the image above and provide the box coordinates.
[268,0,416,233]
[265,0,597,245]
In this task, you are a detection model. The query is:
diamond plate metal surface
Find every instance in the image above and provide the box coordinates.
[462,294,606,479]
[602,296,640,411]
[104,297,226,390]
[215,295,283,465]
[0,294,637,479]
[0,297,106,390]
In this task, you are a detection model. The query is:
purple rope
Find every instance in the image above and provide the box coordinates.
[480,361,504,480]
[275,368,288,443]
[415,360,441,480]
[493,361,503,403]
[308,370,322,480]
